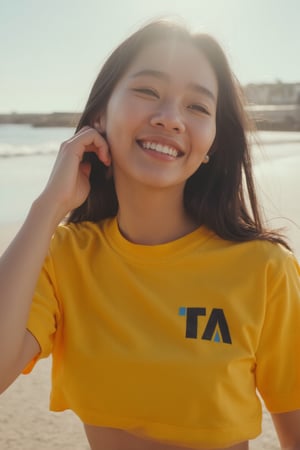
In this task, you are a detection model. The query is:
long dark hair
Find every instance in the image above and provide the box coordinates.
[67,19,290,249]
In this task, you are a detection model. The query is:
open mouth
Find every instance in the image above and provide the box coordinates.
[137,140,183,158]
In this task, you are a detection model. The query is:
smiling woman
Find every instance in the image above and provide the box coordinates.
[0,19,300,450]
[97,39,217,210]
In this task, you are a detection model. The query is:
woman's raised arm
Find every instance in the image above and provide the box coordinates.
[0,127,110,392]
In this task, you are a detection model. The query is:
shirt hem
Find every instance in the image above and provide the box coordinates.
[49,404,261,448]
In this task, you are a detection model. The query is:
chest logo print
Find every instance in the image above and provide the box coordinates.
[178,307,232,344]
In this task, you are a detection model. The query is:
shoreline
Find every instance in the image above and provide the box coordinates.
[0,112,80,128]
[1,111,300,131]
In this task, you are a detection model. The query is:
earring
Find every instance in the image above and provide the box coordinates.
[203,154,210,164]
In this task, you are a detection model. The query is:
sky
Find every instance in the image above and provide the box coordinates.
[1,0,299,113]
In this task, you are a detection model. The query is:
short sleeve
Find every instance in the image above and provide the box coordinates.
[22,246,61,374]
[256,250,300,412]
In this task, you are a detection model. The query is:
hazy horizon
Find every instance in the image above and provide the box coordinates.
[1,0,299,114]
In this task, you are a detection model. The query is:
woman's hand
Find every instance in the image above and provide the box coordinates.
[40,126,111,221]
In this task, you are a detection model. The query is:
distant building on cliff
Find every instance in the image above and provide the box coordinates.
[243,82,300,130]
[244,82,300,105]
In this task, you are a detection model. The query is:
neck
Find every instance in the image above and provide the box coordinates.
[116,184,198,245]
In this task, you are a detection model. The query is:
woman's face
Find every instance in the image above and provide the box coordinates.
[100,39,218,192]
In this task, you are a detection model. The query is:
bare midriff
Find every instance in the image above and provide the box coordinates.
[84,425,249,450]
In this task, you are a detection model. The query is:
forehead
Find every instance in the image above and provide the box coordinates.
[125,39,218,97]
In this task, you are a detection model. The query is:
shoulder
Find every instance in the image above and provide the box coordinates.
[246,240,300,295]
[227,235,297,266]
[49,219,112,254]
[208,231,299,278]
[254,240,299,274]
[244,239,299,281]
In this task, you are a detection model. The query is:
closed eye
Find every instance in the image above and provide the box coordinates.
[132,88,159,98]
[188,104,210,115]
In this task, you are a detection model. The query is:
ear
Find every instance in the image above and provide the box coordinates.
[208,135,217,156]
[93,113,107,133]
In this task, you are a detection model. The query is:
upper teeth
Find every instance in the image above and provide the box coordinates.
[141,141,179,157]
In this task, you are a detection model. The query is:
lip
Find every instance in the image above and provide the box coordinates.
[136,136,185,156]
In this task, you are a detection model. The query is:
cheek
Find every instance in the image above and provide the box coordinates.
[194,120,216,152]
[207,123,217,148]
[106,99,139,138]
[104,110,136,159]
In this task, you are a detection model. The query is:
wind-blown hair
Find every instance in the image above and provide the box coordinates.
[67,20,289,249]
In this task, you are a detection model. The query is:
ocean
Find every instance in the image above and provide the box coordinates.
[0,124,299,252]
[0,124,74,223]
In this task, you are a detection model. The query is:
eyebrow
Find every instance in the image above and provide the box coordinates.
[130,69,216,103]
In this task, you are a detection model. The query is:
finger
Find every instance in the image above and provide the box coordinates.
[71,126,91,138]
[67,128,111,166]
[80,161,92,178]
[93,133,111,167]
[70,126,94,140]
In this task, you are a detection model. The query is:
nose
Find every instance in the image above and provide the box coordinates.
[150,100,185,133]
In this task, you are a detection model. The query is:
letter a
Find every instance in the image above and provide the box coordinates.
[201,308,232,344]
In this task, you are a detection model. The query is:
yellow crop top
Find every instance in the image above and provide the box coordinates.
[23,218,300,448]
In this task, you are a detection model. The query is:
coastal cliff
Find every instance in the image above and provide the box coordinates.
[1,108,300,131]
[0,112,80,128]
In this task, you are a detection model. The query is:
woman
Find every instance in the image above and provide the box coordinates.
[0,19,299,450]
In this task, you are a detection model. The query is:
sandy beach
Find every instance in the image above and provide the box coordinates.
[0,133,299,449]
